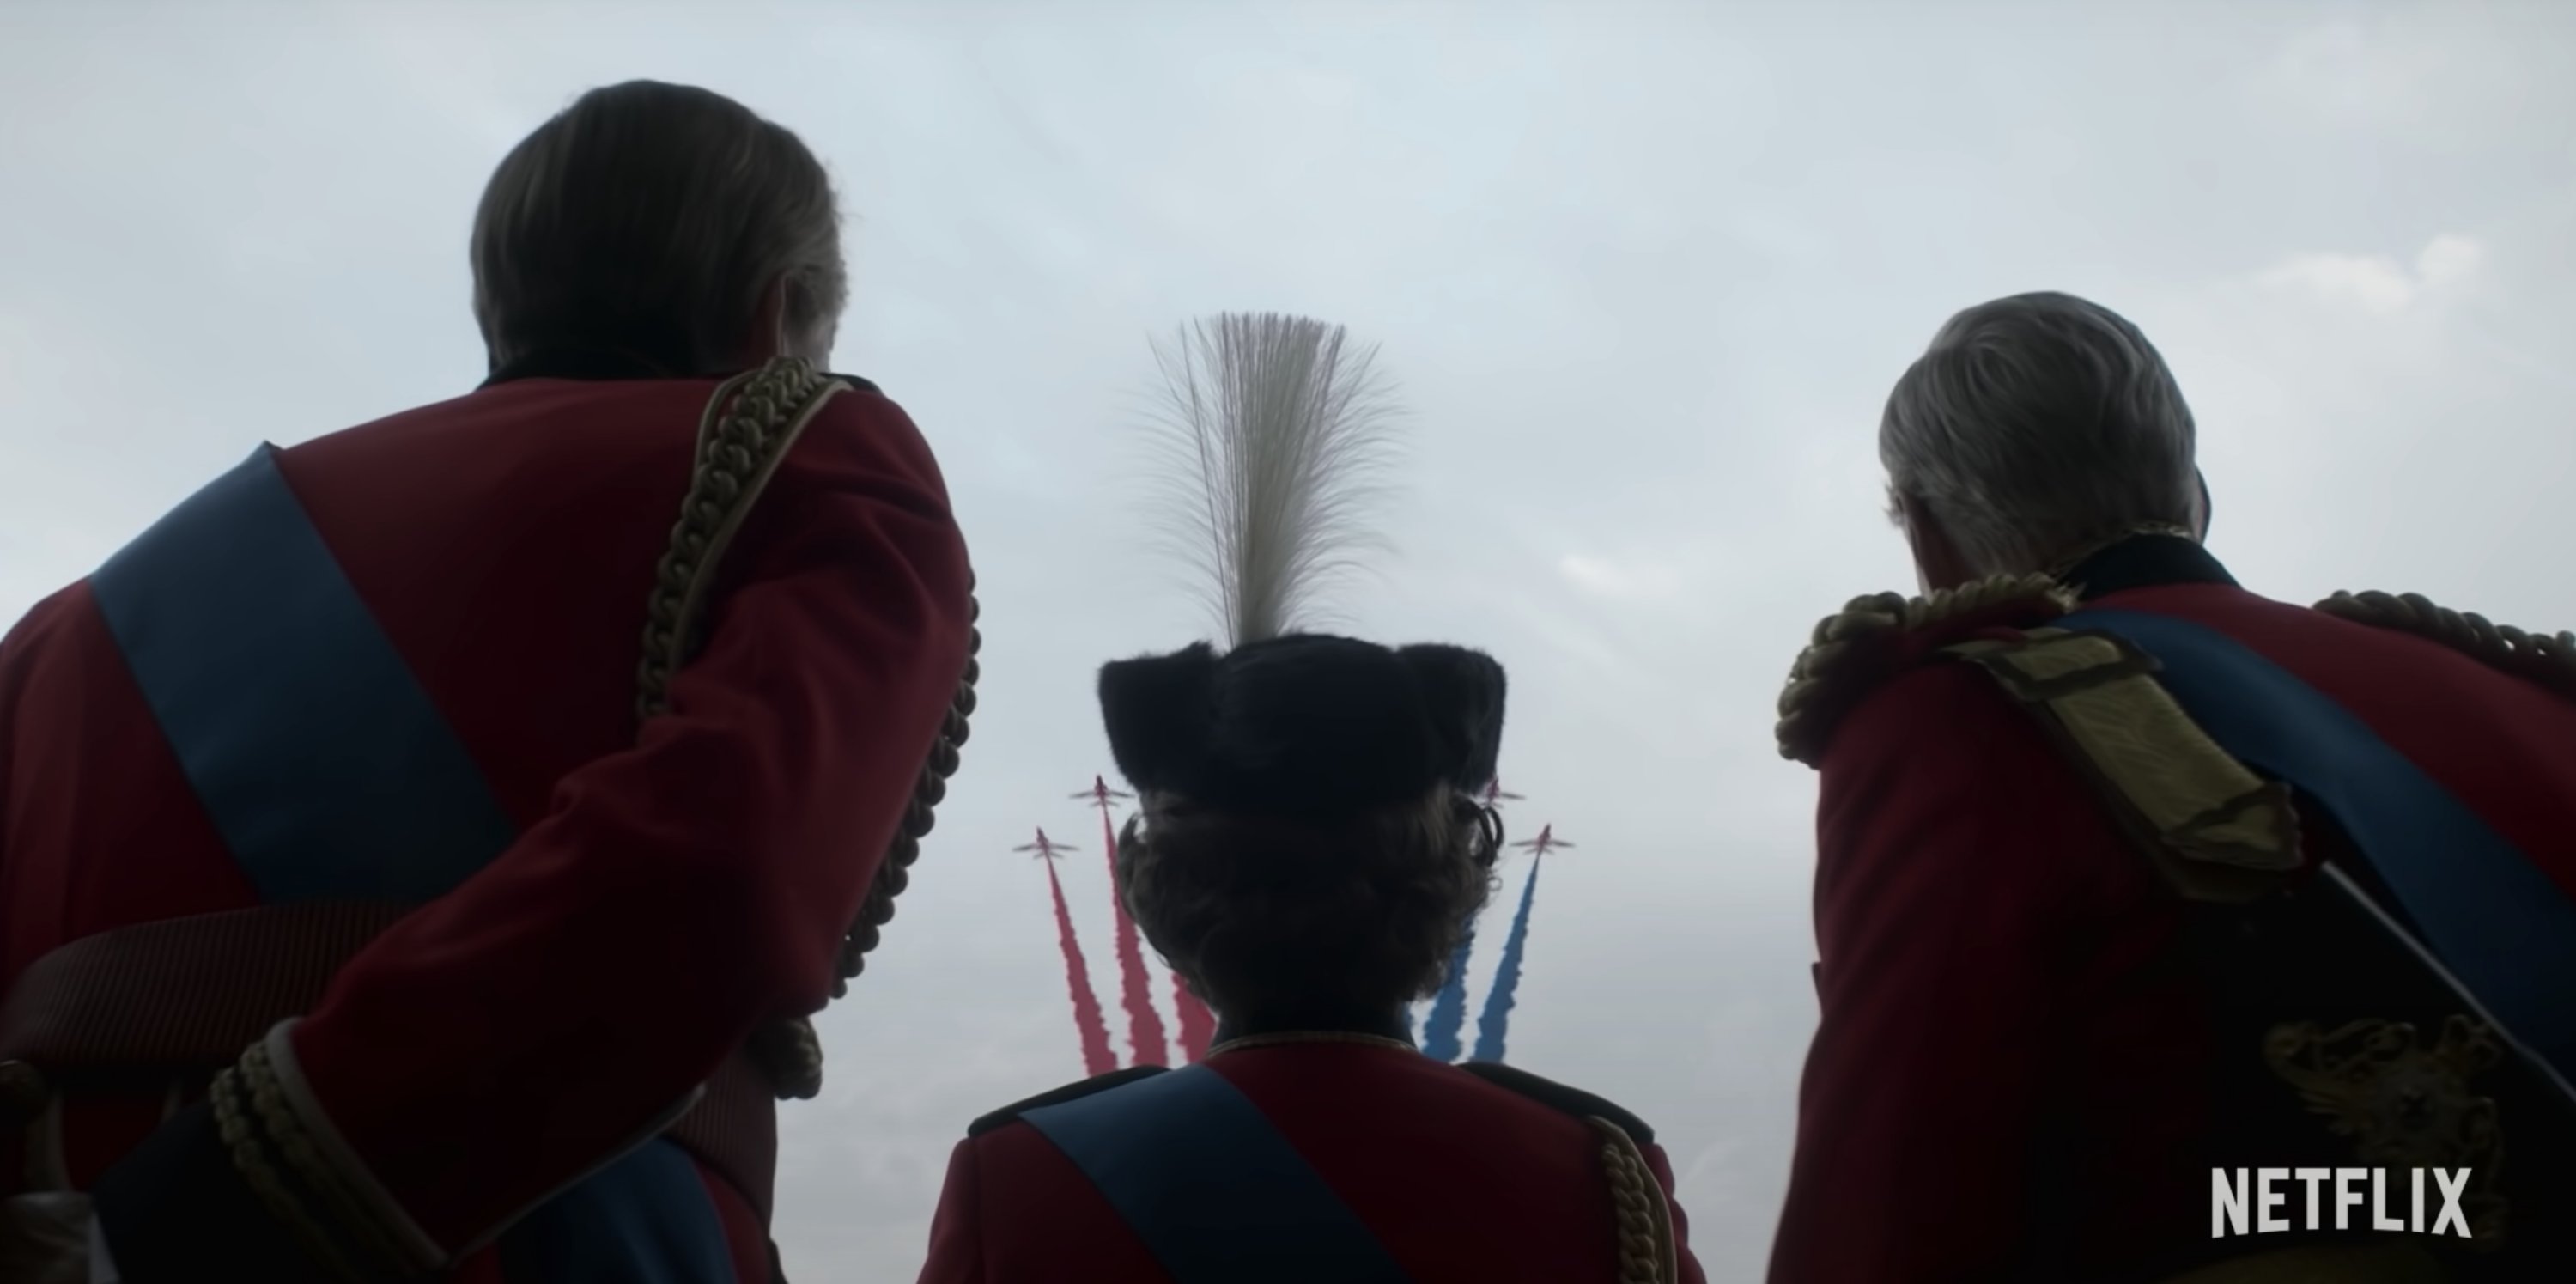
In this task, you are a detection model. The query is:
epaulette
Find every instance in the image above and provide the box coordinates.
[2315,590,2576,704]
[966,1065,1166,1138]
[1775,574,2076,766]
[1456,1060,1656,1145]
[1944,627,2302,904]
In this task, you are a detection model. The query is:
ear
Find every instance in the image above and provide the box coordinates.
[1894,491,1978,593]
[732,276,816,368]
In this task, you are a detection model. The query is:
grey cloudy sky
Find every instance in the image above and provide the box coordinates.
[5,1,2573,1278]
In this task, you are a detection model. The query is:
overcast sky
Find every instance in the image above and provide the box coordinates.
[6,1,2574,1278]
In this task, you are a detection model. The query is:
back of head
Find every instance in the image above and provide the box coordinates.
[1880,291,2202,577]
[471,81,847,376]
[1116,787,1498,1027]
[1099,635,1508,1026]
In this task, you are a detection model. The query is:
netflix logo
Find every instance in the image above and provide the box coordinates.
[2212,1168,2471,1238]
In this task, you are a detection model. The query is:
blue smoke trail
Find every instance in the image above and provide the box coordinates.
[1470,855,1544,1063]
[1419,926,1477,1062]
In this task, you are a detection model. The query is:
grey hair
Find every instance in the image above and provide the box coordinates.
[470,81,848,376]
[1879,292,2202,577]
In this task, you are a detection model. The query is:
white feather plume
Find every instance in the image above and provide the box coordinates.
[1143,313,1403,648]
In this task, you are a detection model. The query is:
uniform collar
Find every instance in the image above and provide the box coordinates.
[477,346,881,395]
[1206,1030,1420,1057]
[2057,532,2239,603]
[1207,1007,1416,1054]
[479,345,683,388]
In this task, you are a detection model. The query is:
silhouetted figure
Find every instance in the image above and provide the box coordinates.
[1770,291,2576,1281]
[0,81,975,1281]
[920,634,1704,1283]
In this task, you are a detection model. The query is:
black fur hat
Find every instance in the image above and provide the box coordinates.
[1097,634,1507,820]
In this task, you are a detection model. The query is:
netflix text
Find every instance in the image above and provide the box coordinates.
[2212,1168,2471,1239]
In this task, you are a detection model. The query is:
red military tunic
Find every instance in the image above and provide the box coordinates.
[1767,539,2576,1281]
[920,1038,1708,1284]
[0,359,973,1278]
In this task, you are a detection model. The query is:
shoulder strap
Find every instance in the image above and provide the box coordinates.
[968,1065,1166,1138]
[2060,607,2576,1098]
[1453,1062,1674,1284]
[1016,1063,1413,1284]
[1945,626,2301,904]
[1455,1060,1656,1144]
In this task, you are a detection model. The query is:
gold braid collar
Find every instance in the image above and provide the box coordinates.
[1775,573,2075,766]
[2316,589,2576,704]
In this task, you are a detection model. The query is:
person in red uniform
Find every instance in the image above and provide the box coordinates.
[0,82,975,1282]
[1767,292,2576,1282]
[918,634,1705,1284]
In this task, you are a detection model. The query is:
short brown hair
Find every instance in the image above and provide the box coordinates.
[1117,788,1501,1022]
[470,81,848,375]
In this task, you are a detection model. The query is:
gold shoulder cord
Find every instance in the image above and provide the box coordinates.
[1775,573,2074,766]
[2316,589,2576,703]
[1590,1116,1678,1284]
[637,357,981,1098]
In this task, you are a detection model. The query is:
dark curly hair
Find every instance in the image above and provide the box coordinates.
[1116,787,1503,1026]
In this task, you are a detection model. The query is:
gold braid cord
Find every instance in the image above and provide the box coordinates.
[2315,589,2576,704]
[1590,1117,1679,1284]
[635,356,979,1099]
[210,1062,368,1283]
[211,1040,443,1284]
[1775,573,2075,766]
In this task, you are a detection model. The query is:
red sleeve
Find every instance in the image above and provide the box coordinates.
[1765,661,2112,1283]
[286,393,974,1253]
[917,1138,987,1284]
[1643,1141,1708,1284]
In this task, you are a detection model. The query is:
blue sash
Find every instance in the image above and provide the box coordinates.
[88,445,735,1281]
[2061,608,2576,1086]
[1020,1065,1413,1284]
[90,446,516,903]
[507,1141,738,1284]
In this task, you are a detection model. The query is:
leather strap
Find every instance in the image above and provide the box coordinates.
[0,904,410,1074]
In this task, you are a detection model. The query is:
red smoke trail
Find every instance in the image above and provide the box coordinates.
[1019,829,1115,1076]
[1045,849,1118,1076]
[1091,781,1170,1066]
[1171,974,1217,1062]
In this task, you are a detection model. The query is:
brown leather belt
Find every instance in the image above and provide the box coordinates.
[0,902,777,1218]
